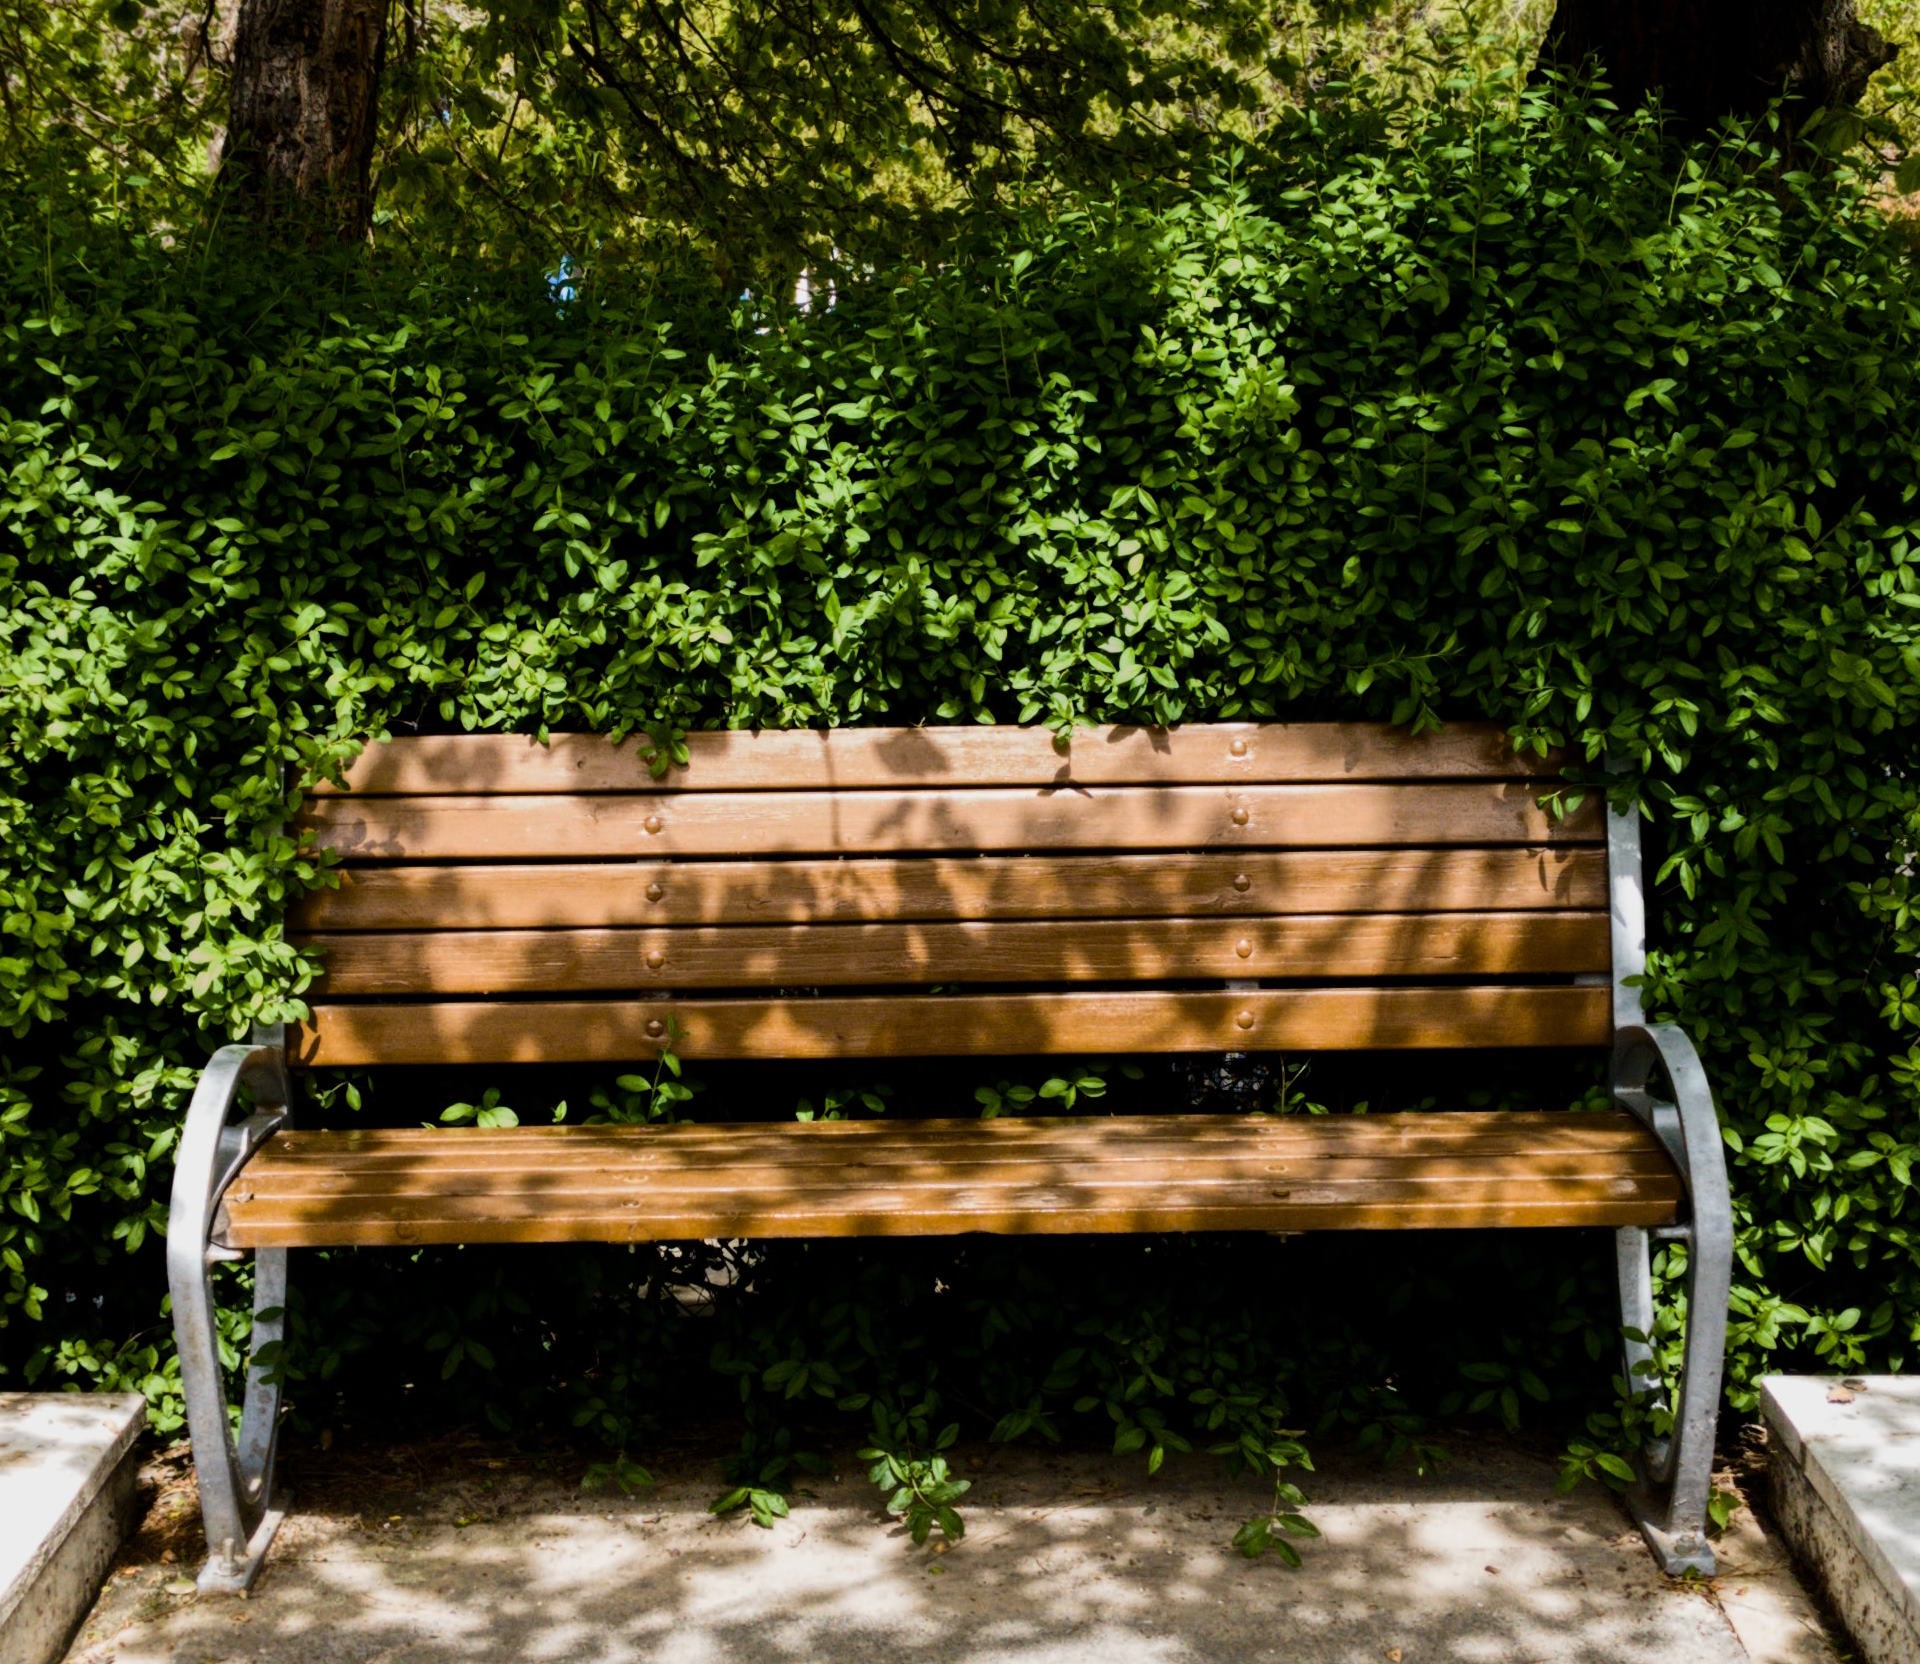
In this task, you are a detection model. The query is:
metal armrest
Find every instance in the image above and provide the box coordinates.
[1609,1020,1734,1576]
[166,1030,293,1592]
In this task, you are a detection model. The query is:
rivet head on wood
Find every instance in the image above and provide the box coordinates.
[646,882,664,902]
[1235,1009,1255,1030]
[1230,806,1250,826]
[1232,873,1252,892]
[646,950,665,970]
[645,1017,666,1040]
[1229,737,1248,757]
[1235,938,1253,958]
[644,813,664,834]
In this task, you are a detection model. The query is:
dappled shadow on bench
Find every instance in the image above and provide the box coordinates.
[287,720,1608,1075]
[269,726,1630,1249]
[222,1106,1681,1248]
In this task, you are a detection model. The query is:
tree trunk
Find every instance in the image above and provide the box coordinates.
[1546,0,1896,127]
[226,0,388,243]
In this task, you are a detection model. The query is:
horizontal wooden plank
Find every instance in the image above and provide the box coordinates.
[292,848,1608,932]
[299,783,1598,862]
[305,912,1609,996]
[229,1198,1676,1252]
[291,984,1612,1065]
[239,1110,1683,1165]
[236,1151,1681,1198]
[225,1196,1677,1247]
[312,724,1559,796]
[217,1111,1678,1248]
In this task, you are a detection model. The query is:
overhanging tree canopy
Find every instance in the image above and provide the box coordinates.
[6,2,1906,269]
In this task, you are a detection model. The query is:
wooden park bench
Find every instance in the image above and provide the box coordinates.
[167,723,1732,1590]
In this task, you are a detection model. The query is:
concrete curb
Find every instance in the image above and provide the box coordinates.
[0,1392,146,1664]
[1760,1375,1920,1664]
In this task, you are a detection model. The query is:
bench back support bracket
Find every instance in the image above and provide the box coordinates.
[166,1029,292,1592]
[1608,802,1648,1032]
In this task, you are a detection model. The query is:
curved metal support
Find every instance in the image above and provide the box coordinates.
[167,1029,292,1592]
[1611,1021,1734,1577]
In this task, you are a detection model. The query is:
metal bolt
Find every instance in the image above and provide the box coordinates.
[1229,737,1248,758]
[644,813,664,834]
[1236,938,1253,959]
[1235,1009,1255,1030]
[1232,873,1251,892]
[1230,805,1250,826]
[646,950,665,970]
[645,1017,666,1040]
[646,882,664,902]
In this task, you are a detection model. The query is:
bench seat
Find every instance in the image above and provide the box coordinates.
[217,1111,1683,1248]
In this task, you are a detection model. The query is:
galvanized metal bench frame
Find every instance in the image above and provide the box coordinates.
[166,1033,291,1591]
[168,743,1732,1591]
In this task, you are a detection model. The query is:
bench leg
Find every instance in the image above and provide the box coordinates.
[1611,1023,1735,1578]
[166,1039,293,1593]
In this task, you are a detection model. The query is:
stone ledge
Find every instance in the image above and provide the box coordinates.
[0,1392,146,1664]
[1761,1375,1920,1664]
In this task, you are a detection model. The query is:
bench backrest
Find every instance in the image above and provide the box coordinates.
[289,723,1614,1068]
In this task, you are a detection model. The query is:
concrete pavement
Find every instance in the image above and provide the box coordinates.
[65,1433,1837,1664]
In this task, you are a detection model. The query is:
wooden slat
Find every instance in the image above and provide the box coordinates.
[312,724,1559,796]
[234,1110,1687,1165]
[291,984,1611,1065]
[300,783,1597,862]
[292,848,1607,932]
[224,1193,1679,1246]
[305,912,1609,996]
[218,1111,1680,1248]
[239,1149,1682,1195]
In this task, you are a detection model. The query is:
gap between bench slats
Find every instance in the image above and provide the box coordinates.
[291,984,1612,1066]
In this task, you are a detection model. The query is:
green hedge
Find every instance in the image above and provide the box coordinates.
[4,75,1919,1520]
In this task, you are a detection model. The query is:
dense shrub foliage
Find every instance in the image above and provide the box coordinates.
[4,78,1919,1529]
